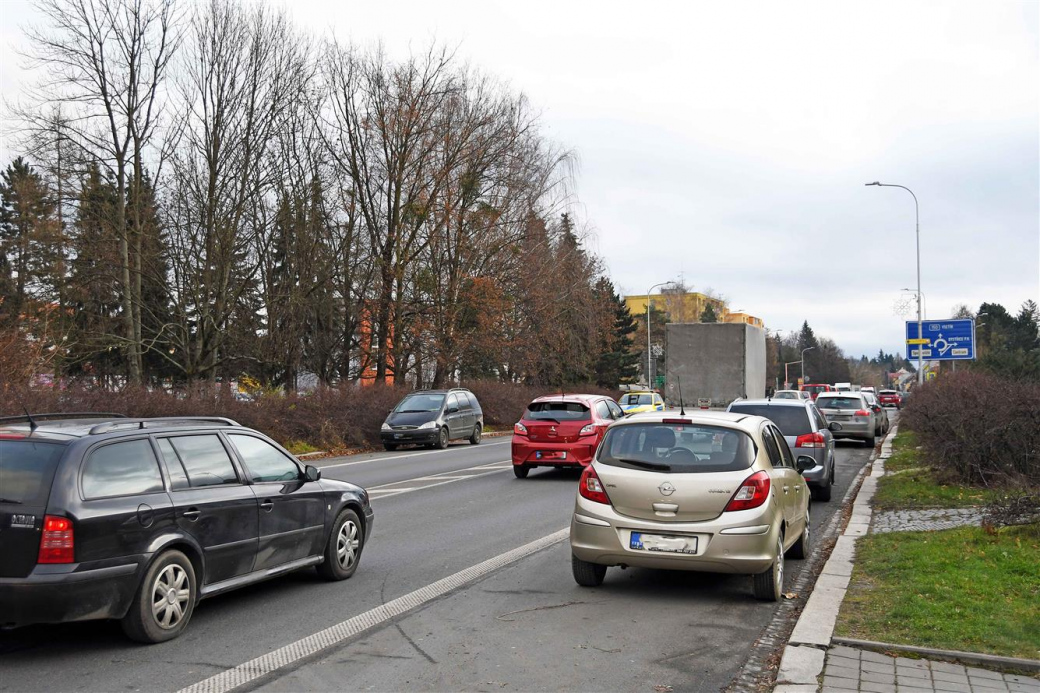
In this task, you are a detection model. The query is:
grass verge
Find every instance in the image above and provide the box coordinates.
[836,524,1040,660]
[874,430,1002,511]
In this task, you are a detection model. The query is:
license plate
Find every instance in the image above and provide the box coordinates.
[630,532,697,555]
[535,451,566,460]
[394,434,403,439]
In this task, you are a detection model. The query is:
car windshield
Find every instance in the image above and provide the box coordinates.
[525,401,591,421]
[598,423,756,473]
[394,393,445,413]
[773,391,799,399]
[816,396,864,410]
[623,394,653,406]
[729,404,812,436]
[0,440,65,505]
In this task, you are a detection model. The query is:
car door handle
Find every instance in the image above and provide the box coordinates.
[782,486,790,493]
[260,500,274,512]
[182,509,201,521]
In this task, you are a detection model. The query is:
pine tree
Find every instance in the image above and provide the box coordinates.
[700,303,719,323]
[0,157,60,320]
[594,279,640,388]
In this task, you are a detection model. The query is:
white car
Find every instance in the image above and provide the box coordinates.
[773,390,811,401]
[569,410,812,601]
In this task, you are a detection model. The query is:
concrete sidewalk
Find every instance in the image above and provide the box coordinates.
[774,424,1040,693]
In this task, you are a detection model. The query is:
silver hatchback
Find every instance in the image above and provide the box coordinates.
[569,411,811,601]
[814,393,877,446]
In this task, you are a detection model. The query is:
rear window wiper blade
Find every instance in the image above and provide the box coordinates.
[613,458,671,471]
[0,497,23,504]
[531,417,561,423]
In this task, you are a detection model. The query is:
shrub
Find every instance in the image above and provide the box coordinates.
[902,371,1040,487]
[1,380,621,451]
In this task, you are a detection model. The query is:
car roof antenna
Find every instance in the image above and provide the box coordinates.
[677,378,686,416]
[23,406,39,432]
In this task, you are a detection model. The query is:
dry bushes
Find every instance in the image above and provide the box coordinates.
[0,380,621,451]
[902,371,1040,487]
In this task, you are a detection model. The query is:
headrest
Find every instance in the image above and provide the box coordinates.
[646,427,676,449]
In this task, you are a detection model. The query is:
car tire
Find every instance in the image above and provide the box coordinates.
[813,477,833,501]
[469,425,482,445]
[753,534,784,601]
[121,549,196,644]
[865,433,876,447]
[436,427,449,449]
[787,506,811,559]
[383,443,398,451]
[316,509,364,581]
[513,464,529,479]
[572,554,606,587]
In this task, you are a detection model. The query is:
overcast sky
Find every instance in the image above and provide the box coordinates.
[2,0,1038,358]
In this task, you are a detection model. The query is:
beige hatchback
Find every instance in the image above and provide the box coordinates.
[569,411,812,600]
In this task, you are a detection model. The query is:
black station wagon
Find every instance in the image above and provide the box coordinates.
[0,414,373,643]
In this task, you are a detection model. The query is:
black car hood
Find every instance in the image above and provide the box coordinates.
[386,411,439,426]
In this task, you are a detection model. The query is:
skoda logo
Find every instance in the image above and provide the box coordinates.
[658,481,676,496]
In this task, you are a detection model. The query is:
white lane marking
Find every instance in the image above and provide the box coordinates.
[317,438,511,470]
[364,460,513,499]
[177,528,569,693]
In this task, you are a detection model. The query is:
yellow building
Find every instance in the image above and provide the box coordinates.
[624,292,763,327]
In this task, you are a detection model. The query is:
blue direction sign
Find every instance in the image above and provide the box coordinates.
[906,319,976,361]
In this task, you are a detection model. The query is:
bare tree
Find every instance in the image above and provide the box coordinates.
[18,0,179,383]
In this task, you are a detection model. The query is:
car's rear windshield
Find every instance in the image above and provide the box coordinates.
[623,394,653,406]
[524,401,591,421]
[729,404,812,436]
[879,390,897,395]
[598,423,755,473]
[804,385,829,394]
[0,440,65,505]
[772,391,799,400]
[394,393,445,413]
[816,396,864,410]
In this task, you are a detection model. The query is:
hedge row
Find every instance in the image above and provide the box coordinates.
[1,381,618,451]
[901,371,1040,487]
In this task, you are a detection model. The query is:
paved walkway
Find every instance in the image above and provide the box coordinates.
[871,507,987,533]
[821,645,1040,693]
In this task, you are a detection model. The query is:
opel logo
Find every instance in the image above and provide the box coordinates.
[658,481,675,496]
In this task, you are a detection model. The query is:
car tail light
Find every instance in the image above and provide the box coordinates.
[724,471,771,512]
[38,515,74,564]
[795,432,825,448]
[514,422,528,435]
[662,418,691,425]
[854,409,871,418]
[579,423,597,436]
[578,466,610,504]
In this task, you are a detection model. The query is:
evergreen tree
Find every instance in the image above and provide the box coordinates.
[699,303,719,323]
[0,157,59,320]
[594,279,640,388]
[797,320,818,352]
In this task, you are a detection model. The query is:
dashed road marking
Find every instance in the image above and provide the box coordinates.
[366,460,513,499]
[317,438,511,470]
[176,528,569,693]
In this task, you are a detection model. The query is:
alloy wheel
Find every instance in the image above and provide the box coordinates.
[775,536,785,592]
[151,564,190,630]
[337,520,361,569]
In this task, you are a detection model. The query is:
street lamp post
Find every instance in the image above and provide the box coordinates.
[646,281,674,388]
[784,360,802,390]
[801,346,815,385]
[867,182,923,385]
[901,288,927,319]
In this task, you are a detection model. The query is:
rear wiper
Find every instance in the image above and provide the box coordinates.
[0,498,23,505]
[614,458,671,471]
[533,417,561,423]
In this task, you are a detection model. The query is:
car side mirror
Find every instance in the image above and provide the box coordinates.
[447,406,459,414]
[305,465,321,482]
[796,456,815,473]
[829,421,843,432]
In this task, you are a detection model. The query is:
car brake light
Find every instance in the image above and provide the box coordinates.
[724,471,771,512]
[514,422,527,435]
[662,418,691,424]
[38,515,74,564]
[579,424,597,436]
[854,410,871,418]
[795,432,825,448]
[578,466,610,504]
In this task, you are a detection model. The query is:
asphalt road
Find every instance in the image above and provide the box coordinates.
[0,422,882,693]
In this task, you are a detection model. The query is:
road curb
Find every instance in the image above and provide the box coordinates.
[774,425,896,687]
[830,637,1040,674]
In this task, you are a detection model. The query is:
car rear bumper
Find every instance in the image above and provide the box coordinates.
[827,419,873,439]
[512,439,597,467]
[0,560,143,628]
[569,496,781,575]
[381,429,439,445]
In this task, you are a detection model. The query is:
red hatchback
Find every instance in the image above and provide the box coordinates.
[878,390,903,408]
[512,395,623,478]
